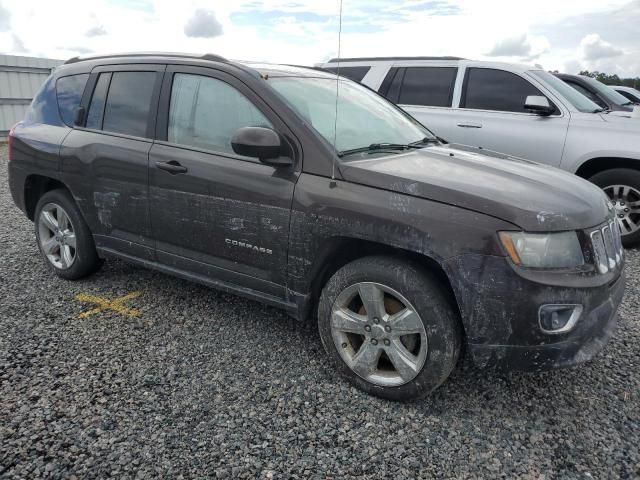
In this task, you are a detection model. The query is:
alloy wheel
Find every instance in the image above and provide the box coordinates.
[604,184,640,236]
[330,282,428,387]
[38,203,77,270]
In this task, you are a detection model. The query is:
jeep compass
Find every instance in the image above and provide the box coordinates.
[7,53,625,400]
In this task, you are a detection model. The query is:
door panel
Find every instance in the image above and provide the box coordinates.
[451,67,569,166]
[61,130,154,259]
[450,110,569,166]
[149,66,299,293]
[60,65,164,260]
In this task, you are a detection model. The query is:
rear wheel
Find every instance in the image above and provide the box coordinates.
[318,256,461,401]
[34,189,102,280]
[589,168,640,247]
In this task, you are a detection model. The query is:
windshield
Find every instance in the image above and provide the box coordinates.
[268,76,434,155]
[580,76,633,106]
[530,70,603,113]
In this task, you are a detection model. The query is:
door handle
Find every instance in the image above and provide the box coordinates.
[456,122,483,128]
[156,161,188,174]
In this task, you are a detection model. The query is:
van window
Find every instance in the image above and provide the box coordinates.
[322,66,370,83]
[398,67,457,107]
[102,71,156,137]
[168,73,273,155]
[55,74,89,126]
[379,67,404,103]
[462,68,544,113]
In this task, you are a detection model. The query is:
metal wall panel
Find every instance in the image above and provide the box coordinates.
[0,54,64,137]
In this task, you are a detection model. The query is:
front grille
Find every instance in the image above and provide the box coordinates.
[590,220,624,274]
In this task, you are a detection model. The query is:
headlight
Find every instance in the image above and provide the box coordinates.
[498,231,584,268]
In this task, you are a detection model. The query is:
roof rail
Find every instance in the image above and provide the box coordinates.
[327,56,465,63]
[64,52,228,65]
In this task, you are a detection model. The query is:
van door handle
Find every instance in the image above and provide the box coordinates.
[156,161,188,174]
[456,122,483,128]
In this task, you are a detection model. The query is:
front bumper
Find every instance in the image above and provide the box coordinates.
[445,254,626,372]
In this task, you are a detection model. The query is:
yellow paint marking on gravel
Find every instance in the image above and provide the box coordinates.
[75,291,142,319]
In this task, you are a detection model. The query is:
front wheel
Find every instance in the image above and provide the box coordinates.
[317,256,461,401]
[589,168,640,247]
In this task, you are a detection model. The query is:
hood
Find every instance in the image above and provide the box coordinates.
[602,108,640,122]
[341,144,611,232]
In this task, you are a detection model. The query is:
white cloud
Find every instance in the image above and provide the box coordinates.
[0,0,636,77]
[0,1,9,32]
[580,33,624,61]
[184,9,223,38]
[85,25,107,37]
[486,34,550,61]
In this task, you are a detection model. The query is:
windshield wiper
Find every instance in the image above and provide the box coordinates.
[338,138,442,158]
[338,143,413,158]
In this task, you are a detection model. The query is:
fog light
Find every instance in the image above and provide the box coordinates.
[538,304,583,334]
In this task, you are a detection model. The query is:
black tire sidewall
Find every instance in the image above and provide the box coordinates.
[34,189,101,280]
[318,256,461,401]
[589,168,640,247]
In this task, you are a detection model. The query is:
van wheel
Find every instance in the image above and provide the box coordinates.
[590,168,640,247]
[317,256,461,401]
[34,189,102,280]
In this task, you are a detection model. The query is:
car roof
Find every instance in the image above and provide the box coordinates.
[239,61,338,79]
[59,52,338,80]
[63,51,229,65]
[613,85,640,92]
[319,57,538,73]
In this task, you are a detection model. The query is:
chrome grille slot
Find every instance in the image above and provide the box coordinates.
[590,230,609,274]
[602,225,616,270]
[609,220,623,264]
[590,220,624,274]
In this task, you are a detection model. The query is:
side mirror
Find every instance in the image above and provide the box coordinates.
[524,96,555,116]
[231,127,292,165]
[73,106,86,126]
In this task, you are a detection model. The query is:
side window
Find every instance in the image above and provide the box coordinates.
[27,76,63,126]
[102,71,156,137]
[378,67,404,103]
[617,90,638,102]
[322,66,371,83]
[462,68,545,113]
[85,73,111,130]
[566,81,607,108]
[167,73,273,155]
[398,67,457,107]
[55,74,89,126]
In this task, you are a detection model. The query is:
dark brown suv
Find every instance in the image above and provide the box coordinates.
[7,52,625,400]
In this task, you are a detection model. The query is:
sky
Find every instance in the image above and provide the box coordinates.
[0,0,638,77]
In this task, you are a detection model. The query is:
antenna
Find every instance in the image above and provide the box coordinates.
[331,0,344,182]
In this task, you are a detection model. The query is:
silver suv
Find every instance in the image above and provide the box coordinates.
[318,57,640,245]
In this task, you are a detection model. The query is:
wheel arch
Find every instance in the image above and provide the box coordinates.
[301,236,461,325]
[574,157,640,179]
[24,175,71,221]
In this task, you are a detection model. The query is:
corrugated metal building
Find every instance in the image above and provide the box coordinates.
[0,54,64,138]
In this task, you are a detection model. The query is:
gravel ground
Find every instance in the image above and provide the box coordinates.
[0,143,638,479]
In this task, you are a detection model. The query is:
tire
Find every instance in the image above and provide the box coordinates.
[589,168,640,247]
[317,256,461,401]
[34,189,102,280]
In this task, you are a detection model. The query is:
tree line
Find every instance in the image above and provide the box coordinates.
[578,70,640,88]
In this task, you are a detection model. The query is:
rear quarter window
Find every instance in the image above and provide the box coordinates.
[56,74,89,126]
[25,76,63,126]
